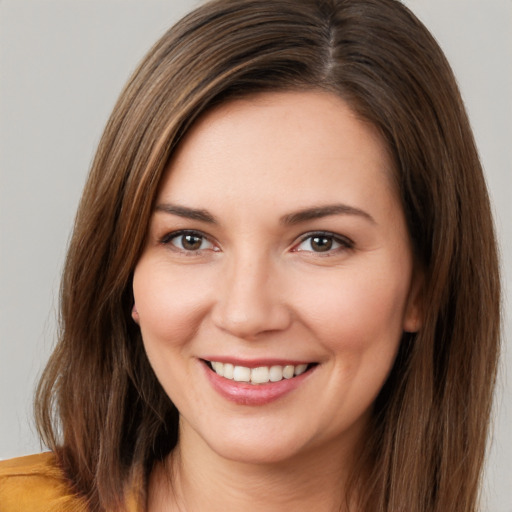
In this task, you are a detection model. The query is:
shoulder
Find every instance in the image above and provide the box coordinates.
[0,452,88,512]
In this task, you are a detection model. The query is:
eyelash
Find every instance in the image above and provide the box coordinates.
[293,231,354,255]
[160,230,217,254]
[159,230,354,255]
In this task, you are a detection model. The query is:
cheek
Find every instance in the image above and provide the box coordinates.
[294,263,411,354]
[132,260,212,348]
[291,264,412,429]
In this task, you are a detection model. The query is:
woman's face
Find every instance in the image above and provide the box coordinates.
[132,91,422,465]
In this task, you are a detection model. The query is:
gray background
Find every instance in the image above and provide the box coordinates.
[1,1,510,510]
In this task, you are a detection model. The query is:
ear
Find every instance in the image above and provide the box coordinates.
[131,303,140,324]
[403,268,424,333]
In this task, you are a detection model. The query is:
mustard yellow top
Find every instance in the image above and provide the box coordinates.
[0,453,139,512]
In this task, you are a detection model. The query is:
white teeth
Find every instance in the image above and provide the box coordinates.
[233,365,251,382]
[251,366,270,384]
[211,361,224,375]
[294,364,308,376]
[209,361,311,385]
[269,365,283,382]
[282,365,295,379]
[223,363,234,379]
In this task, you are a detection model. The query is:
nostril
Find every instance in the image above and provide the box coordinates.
[211,302,293,340]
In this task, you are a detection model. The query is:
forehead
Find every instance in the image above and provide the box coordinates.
[159,90,397,215]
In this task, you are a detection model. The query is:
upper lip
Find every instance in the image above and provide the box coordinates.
[201,357,314,368]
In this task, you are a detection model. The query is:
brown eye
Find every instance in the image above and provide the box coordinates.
[310,236,333,252]
[181,234,203,251]
[164,231,215,252]
[294,232,353,254]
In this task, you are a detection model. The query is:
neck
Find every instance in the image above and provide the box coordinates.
[148,421,364,512]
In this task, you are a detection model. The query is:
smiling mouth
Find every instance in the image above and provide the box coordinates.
[204,360,317,385]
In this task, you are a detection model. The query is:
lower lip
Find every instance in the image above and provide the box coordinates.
[202,362,314,406]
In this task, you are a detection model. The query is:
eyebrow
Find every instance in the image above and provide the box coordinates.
[154,202,375,225]
[280,204,376,225]
[154,204,217,223]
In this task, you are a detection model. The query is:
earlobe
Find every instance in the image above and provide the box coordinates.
[131,303,140,324]
[403,307,422,333]
[403,270,424,333]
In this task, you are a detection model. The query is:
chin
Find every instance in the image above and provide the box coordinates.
[211,438,304,466]
[195,418,330,467]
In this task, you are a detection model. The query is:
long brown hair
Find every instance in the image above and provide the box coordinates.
[35,0,501,510]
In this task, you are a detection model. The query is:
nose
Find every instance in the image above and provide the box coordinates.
[211,252,292,340]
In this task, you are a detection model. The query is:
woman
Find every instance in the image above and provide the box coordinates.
[0,0,500,511]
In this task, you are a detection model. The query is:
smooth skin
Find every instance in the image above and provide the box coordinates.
[132,91,423,511]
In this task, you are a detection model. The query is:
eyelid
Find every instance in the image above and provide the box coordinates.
[292,231,354,253]
[159,229,219,252]
[158,229,353,255]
